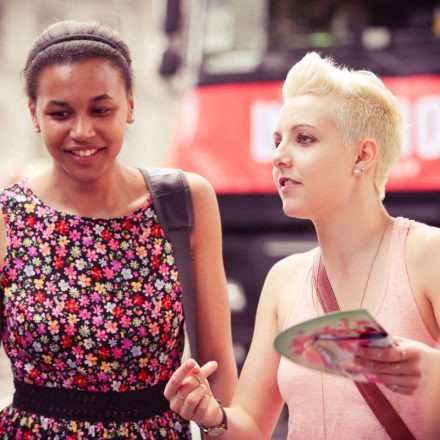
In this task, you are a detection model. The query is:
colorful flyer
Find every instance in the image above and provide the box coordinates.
[274,309,395,382]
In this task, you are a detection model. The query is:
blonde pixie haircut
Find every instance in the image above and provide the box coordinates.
[282,52,403,200]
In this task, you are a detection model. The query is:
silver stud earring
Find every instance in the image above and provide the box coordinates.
[353,166,365,175]
[35,128,41,133]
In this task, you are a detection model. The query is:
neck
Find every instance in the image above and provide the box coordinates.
[312,196,393,310]
[313,193,390,266]
[33,162,142,218]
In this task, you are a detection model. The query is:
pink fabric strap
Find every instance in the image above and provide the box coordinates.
[313,252,416,440]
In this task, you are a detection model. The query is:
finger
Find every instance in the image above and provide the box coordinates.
[179,362,217,396]
[180,361,218,390]
[385,384,416,395]
[179,360,218,387]
[164,359,198,400]
[169,382,206,416]
[180,384,209,420]
[169,393,185,415]
[356,345,407,364]
[179,375,204,398]
[199,360,218,379]
[354,357,420,376]
[196,361,218,391]
[378,373,421,394]
[193,392,212,421]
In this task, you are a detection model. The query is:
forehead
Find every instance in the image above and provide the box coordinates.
[36,59,127,100]
[276,94,336,130]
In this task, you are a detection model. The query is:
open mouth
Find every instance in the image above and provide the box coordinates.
[70,149,98,157]
[279,177,301,188]
[66,147,104,158]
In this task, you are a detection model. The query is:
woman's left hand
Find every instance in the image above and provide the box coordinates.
[354,336,440,395]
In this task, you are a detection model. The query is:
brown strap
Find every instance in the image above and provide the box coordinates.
[312,252,416,440]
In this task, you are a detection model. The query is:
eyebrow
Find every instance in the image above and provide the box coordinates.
[47,94,113,107]
[289,123,315,131]
[273,123,316,137]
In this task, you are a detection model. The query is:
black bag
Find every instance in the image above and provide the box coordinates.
[139,167,198,360]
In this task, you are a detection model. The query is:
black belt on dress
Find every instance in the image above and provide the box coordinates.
[13,379,170,423]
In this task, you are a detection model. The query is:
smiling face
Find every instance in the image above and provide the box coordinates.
[272,94,356,219]
[28,58,134,183]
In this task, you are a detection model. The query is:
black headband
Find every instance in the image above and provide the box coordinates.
[32,33,126,62]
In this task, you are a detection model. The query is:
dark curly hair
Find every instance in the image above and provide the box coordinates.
[23,20,133,101]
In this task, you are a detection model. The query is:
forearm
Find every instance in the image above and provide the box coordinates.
[201,406,267,440]
[207,359,238,406]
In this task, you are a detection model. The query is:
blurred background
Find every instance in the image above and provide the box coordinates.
[1,0,440,438]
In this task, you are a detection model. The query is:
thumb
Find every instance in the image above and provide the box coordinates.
[199,360,218,380]
[182,360,218,389]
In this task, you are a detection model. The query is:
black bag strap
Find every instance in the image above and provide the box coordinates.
[139,167,198,360]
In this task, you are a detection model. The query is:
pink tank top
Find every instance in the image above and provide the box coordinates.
[277,217,436,439]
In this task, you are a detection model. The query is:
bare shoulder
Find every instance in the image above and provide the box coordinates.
[183,172,219,226]
[182,172,221,251]
[407,221,440,264]
[183,171,216,201]
[262,247,316,328]
[406,221,440,310]
[267,248,315,285]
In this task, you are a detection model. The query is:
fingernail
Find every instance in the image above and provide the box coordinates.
[186,359,196,369]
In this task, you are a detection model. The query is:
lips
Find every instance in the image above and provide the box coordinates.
[65,146,104,157]
[279,176,301,188]
[63,146,105,164]
[71,149,97,157]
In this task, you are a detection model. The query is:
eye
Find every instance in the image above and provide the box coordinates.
[48,111,70,120]
[297,134,314,145]
[273,140,281,150]
[91,108,111,116]
[273,135,282,150]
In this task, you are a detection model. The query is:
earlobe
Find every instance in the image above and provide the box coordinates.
[353,139,377,173]
[127,94,135,124]
[28,99,41,132]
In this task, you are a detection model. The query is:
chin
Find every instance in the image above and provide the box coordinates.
[281,199,312,220]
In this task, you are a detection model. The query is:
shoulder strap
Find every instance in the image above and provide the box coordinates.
[139,167,198,360]
[312,252,416,440]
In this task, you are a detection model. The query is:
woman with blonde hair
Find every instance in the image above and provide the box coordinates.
[165,52,440,439]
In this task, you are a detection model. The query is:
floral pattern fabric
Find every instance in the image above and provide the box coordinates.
[0,181,190,439]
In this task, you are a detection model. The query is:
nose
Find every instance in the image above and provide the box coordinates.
[69,115,96,141]
[272,142,292,169]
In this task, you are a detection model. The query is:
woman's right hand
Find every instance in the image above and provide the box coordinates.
[164,358,224,427]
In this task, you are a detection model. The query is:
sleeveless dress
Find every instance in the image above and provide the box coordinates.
[277,217,436,440]
[0,181,191,439]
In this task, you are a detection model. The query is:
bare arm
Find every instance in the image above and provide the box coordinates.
[355,221,440,397]
[409,222,440,339]
[165,255,299,439]
[185,172,238,404]
[407,222,440,437]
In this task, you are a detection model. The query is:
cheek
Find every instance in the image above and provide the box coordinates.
[41,129,64,152]
[110,123,127,147]
[272,166,278,186]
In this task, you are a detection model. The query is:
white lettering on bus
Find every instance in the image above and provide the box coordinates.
[250,101,281,163]
[416,96,440,160]
[250,96,440,163]
[397,97,411,157]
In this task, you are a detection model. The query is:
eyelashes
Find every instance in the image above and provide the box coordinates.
[272,133,316,150]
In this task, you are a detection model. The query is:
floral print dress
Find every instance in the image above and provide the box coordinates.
[0,181,191,439]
